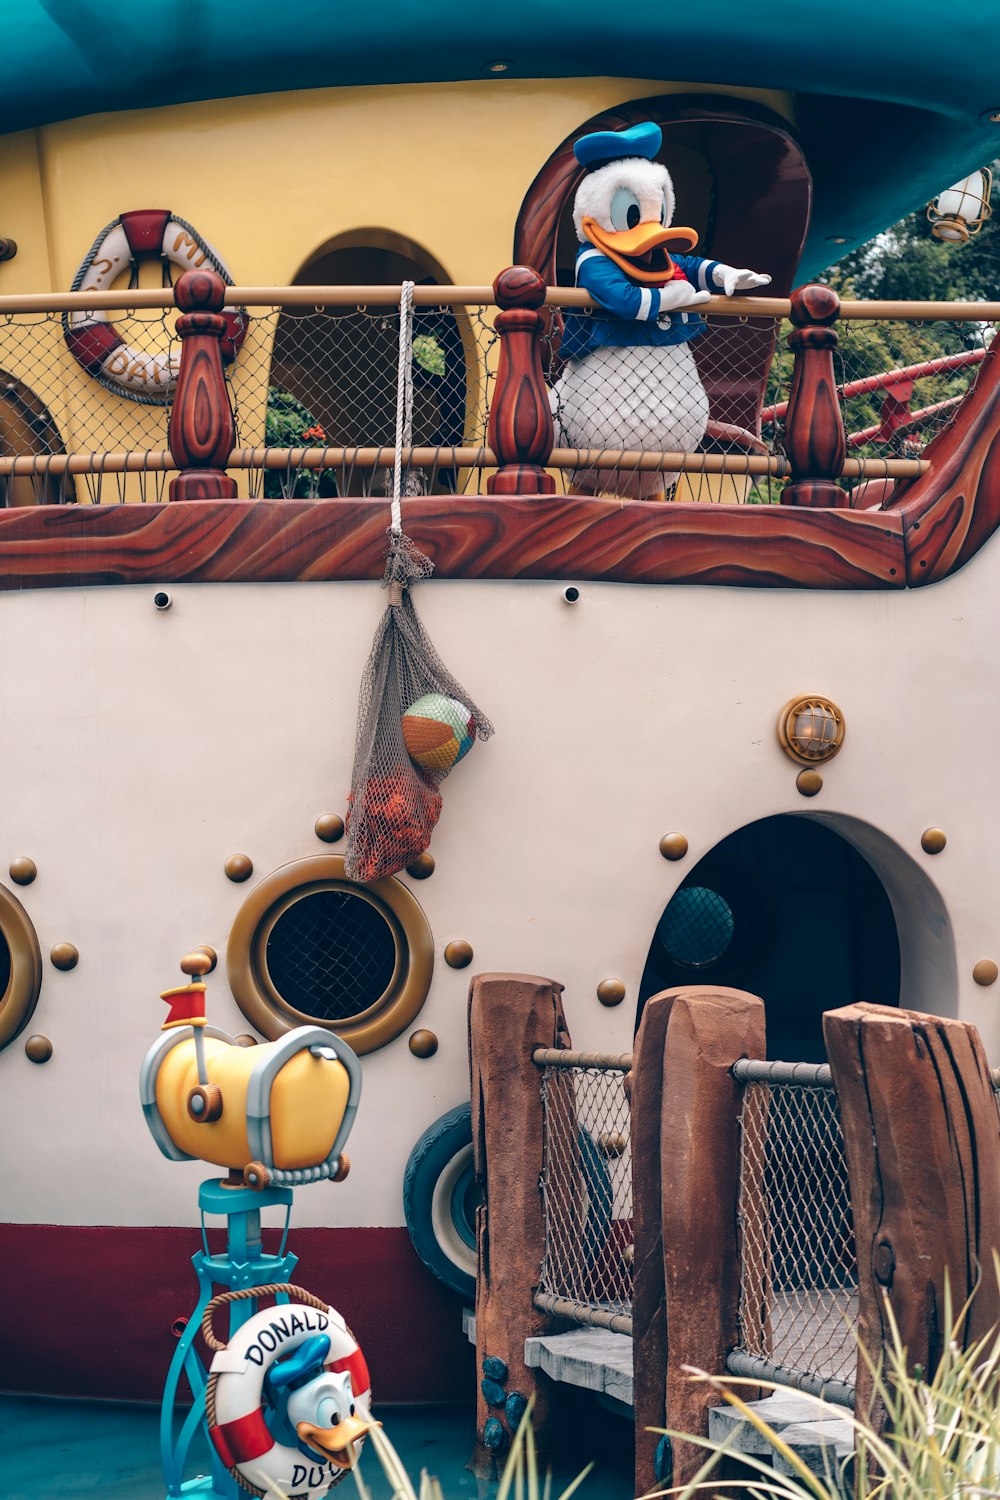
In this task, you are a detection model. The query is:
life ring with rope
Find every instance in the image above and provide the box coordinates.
[203,1283,373,1499]
[62,209,248,405]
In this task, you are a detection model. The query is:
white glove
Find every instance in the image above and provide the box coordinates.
[656,282,712,316]
[717,266,772,296]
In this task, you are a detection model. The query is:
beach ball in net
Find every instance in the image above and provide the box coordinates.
[402,693,476,774]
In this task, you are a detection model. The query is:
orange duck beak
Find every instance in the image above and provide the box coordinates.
[296,1414,373,1470]
[581,216,699,284]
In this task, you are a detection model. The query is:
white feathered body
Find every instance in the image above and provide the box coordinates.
[552,342,710,498]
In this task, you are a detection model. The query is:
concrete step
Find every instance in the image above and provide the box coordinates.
[710,1391,854,1489]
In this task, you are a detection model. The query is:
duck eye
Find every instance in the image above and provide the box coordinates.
[609,189,642,233]
[350,1404,356,1417]
[317,1397,340,1427]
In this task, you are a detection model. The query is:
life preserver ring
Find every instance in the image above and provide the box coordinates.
[62,209,248,405]
[206,1291,372,1498]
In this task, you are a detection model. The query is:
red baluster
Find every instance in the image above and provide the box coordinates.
[168,270,237,502]
[487,266,555,496]
[781,284,847,509]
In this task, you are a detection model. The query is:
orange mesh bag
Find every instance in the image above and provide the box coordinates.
[344,532,493,883]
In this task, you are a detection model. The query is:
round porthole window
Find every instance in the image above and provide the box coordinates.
[0,884,43,1052]
[227,856,433,1055]
[657,885,735,967]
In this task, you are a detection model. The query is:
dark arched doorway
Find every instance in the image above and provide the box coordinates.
[267,231,471,496]
[0,373,71,506]
[638,814,901,1059]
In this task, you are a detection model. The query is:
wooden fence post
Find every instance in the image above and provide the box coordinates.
[630,991,677,1496]
[168,269,237,501]
[781,284,847,509]
[661,987,766,1486]
[468,971,570,1475]
[486,267,555,496]
[824,1003,1000,1425]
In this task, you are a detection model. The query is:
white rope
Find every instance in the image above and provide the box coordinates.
[390,279,415,533]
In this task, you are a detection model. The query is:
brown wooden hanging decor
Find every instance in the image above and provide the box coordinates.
[168,270,238,502]
[487,267,555,496]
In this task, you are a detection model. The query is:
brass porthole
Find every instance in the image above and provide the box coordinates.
[0,883,43,1052]
[226,856,434,1055]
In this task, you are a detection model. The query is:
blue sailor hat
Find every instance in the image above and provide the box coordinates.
[574,121,662,171]
[267,1334,332,1391]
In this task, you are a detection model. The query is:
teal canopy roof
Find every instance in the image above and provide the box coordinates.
[7,1,1000,278]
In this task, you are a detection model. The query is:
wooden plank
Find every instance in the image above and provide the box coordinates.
[894,341,1000,583]
[824,1003,1000,1427]
[630,992,676,1496]
[0,496,906,592]
[468,972,570,1475]
[661,987,766,1486]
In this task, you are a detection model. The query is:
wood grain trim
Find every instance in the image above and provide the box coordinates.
[0,497,906,592]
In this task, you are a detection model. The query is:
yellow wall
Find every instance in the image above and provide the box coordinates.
[0,77,795,490]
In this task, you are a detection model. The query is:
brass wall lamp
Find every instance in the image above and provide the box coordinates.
[777,696,845,767]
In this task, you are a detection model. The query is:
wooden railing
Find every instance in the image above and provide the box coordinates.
[5,267,996,501]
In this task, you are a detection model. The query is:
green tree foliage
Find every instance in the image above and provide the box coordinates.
[766,171,998,453]
[263,388,338,498]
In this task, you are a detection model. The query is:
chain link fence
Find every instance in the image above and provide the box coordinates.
[535,1054,634,1334]
[0,298,990,505]
[729,1061,857,1406]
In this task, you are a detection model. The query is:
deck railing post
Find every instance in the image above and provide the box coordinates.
[781,284,847,508]
[487,267,555,496]
[168,269,237,501]
[630,991,676,1496]
[661,986,766,1486]
[468,971,569,1475]
[824,1003,1000,1429]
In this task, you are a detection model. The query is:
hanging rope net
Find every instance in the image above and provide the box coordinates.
[344,282,493,884]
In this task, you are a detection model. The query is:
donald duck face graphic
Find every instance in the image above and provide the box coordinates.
[572,120,699,284]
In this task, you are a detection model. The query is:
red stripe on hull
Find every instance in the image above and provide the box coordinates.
[0,1224,472,1403]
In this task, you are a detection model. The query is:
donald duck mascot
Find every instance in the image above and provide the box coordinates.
[552,121,771,499]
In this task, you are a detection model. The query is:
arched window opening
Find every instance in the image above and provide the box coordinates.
[0,374,71,506]
[267,232,476,497]
[638,814,902,1060]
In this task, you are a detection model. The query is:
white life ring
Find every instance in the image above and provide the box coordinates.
[63,209,248,405]
[206,1294,372,1499]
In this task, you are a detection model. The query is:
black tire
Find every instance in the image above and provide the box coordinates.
[403,1103,479,1300]
[403,1102,614,1301]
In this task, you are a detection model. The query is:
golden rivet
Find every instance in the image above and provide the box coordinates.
[409,1028,439,1058]
[600,1132,629,1156]
[25,1034,52,1063]
[333,1153,351,1182]
[597,978,626,1007]
[225,854,254,882]
[314,814,345,844]
[921,827,947,855]
[191,944,217,973]
[234,1033,258,1047]
[50,942,79,972]
[180,950,213,977]
[444,939,474,969]
[659,833,689,862]
[973,959,998,986]
[796,770,823,797]
[9,857,36,886]
[406,853,435,880]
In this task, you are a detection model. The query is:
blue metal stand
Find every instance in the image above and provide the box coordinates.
[160,1178,298,1498]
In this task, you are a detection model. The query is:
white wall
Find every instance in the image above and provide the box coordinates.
[0,546,994,1228]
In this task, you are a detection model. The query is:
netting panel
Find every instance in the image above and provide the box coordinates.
[537,1063,633,1323]
[264,889,397,1021]
[0,303,991,505]
[735,1079,857,1389]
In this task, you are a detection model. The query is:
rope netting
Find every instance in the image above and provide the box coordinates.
[0,301,990,505]
[732,1070,857,1403]
[536,1059,633,1330]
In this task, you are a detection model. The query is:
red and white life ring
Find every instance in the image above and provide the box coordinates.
[63,209,248,404]
[207,1299,372,1499]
